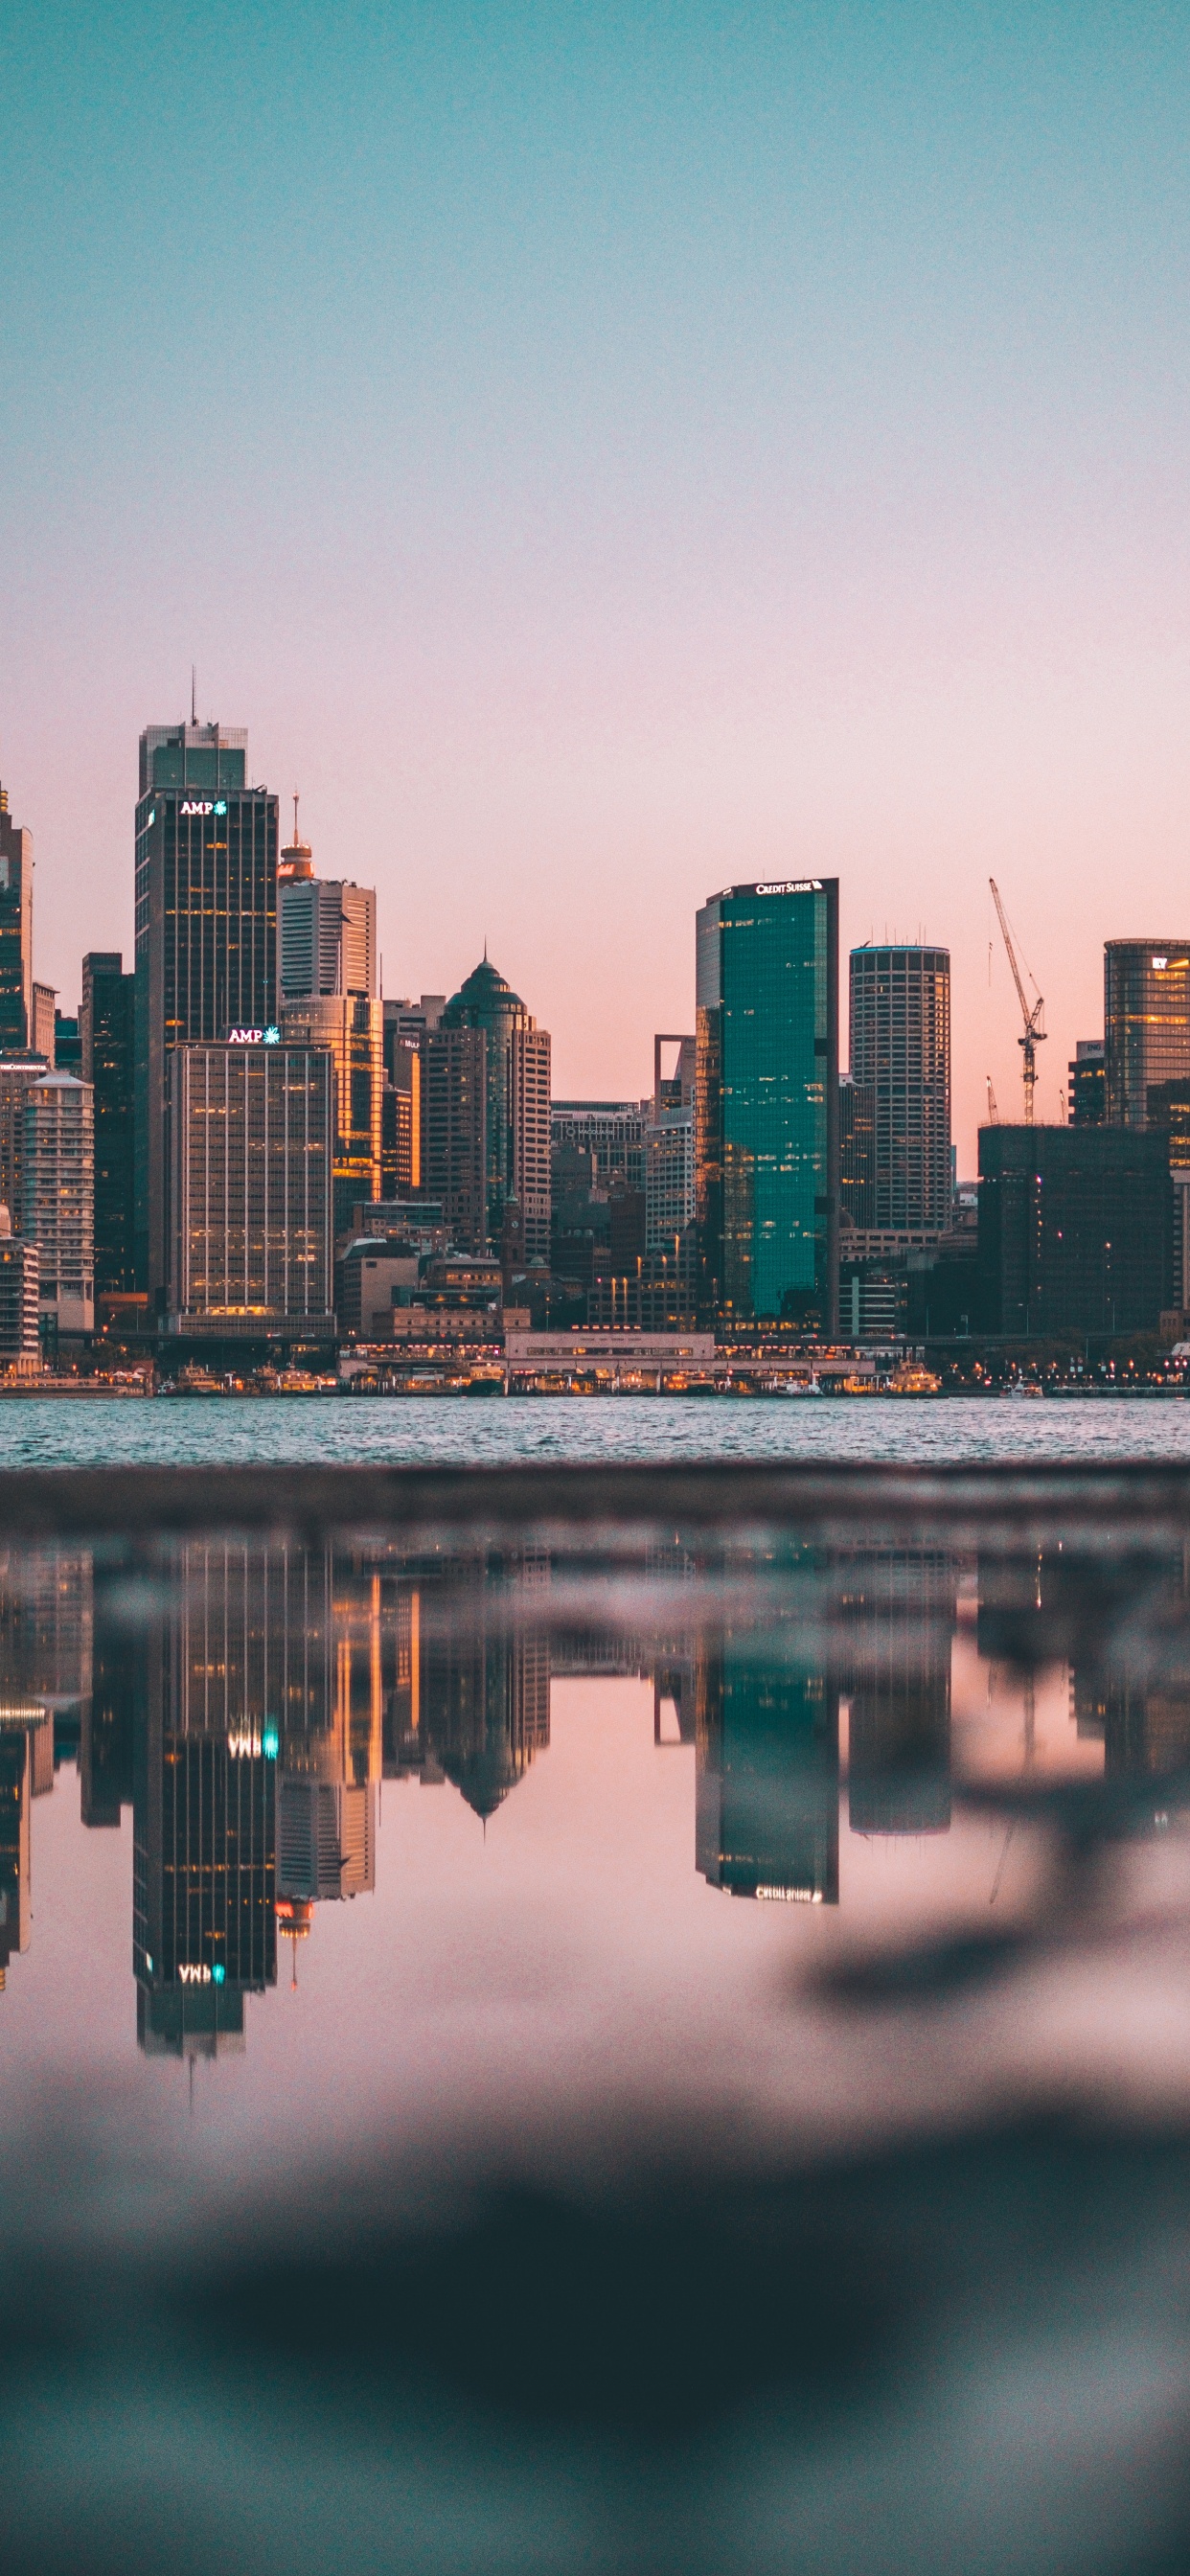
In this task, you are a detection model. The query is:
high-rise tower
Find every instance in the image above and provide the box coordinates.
[696,879,839,1331]
[0,771,34,1056]
[1105,942,1190,1127]
[441,958,552,1263]
[133,722,278,1301]
[848,946,950,1236]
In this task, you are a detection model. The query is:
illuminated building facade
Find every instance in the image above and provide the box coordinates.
[978,1124,1172,1335]
[442,959,552,1261]
[134,721,278,1303]
[23,1070,95,1336]
[1105,941,1190,1128]
[849,946,950,1234]
[0,1202,39,1367]
[1068,1038,1106,1128]
[420,1025,488,1252]
[696,879,839,1331]
[280,994,382,1237]
[166,1042,333,1341]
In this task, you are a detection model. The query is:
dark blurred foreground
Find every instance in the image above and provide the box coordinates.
[4,2075,1190,2576]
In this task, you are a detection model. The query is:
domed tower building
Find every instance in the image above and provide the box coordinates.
[441,956,551,1267]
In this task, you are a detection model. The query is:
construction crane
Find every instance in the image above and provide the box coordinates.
[986,1075,998,1125]
[990,878,1046,1124]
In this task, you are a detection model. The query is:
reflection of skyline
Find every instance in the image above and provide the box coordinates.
[12,1531,1190,2030]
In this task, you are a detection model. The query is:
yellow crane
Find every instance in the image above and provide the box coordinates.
[989,879,1045,1124]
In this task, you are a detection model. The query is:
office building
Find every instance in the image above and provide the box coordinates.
[382,1036,420,1197]
[839,1074,877,1232]
[278,815,377,1003]
[0,1204,39,1368]
[0,1061,45,1242]
[442,958,551,1262]
[420,1024,488,1253]
[335,1236,420,1339]
[978,1124,1172,1336]
[80,953,136,1295]
[839,1553,955,1834]
[1068,1039,1106,1128]
[1105,942,1190,1128]
[849,946,950,1235]
[31,982,56,1064]
[0,772,34,1055]
[551,1100,647,1191]
[1146,1079,1190,1311]
[54,1013,80,1073]
[384,994,445,1052]
[166,1042,333,1341]
[696,878,839,1332]
[280,993,383,1237]
[134,720,278,1304]
[23,1070,94,1337]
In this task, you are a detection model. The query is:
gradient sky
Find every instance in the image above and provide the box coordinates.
[1,1,1187,1163]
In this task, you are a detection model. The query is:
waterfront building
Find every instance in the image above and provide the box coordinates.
[420,1024,488,1253]
[1105,942,1190,1127]
[1068,1038,1106,1127]
[134,720,278,1304]
[978,1124,1172,1336]
[0,1061,46,1241]
[645,1109,694,1258]
[839,1073,877,1233]
[80,953,136,1295]
[277,814,377,1003]
[280,994,383,1237]
[442,958,551,1262]
[551,1100,647,1191]
[696,878,839,1332]
[335,1236,420,1339]
[0,771,34,1055]
[23,1070,94,1337]
[849,945,950,1234]
[166,1042,333,1343]
[0,1203,40,1368]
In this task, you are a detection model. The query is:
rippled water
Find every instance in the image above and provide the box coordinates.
[1,1389,1190,1466]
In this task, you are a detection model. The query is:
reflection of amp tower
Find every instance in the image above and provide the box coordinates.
[277,1556,379,1952]
[696,1621,839,1902]
[133,1546,281,2058]
[839,1552,957,1834]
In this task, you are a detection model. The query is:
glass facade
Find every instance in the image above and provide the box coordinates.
[849,945,950,1232]
[1105,942,1190,1128]
[695,881,838,1330]
[134,724,277,1301]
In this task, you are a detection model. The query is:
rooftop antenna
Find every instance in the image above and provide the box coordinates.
[292,790,300,841]
[191,665,196,725]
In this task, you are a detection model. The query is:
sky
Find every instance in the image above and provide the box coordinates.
[0,0,1187,1165]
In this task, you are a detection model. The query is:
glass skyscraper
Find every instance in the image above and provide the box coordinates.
[695,878,838,1331]
[1105,941,1190,1127]
[133,722,278,1301]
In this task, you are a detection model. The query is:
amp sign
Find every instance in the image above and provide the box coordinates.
[226,1027,281,1046]
[179,799,228,817]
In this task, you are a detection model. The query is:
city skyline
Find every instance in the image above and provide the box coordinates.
[2,10,1188,1166]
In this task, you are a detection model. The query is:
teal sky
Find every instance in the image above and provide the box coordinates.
[1,2,1187,1153]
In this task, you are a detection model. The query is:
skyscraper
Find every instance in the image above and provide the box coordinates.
[23,1070,94,1338]
[0,771,33,1056]
[166,1041,333,1344]
[134,721,278,1302]
[279,994,383,1237]
[0,1203,39,1369]
[848,945,950,1235]
[441,958,552,1261]
[838,1073,877,1233]
[1068,1038,1107,1127]
[1105,942,1190,1127]
[696,878,839,1331]
[420,1025,488,1251]
[81,953,136,1294]
[277,811,377,1002]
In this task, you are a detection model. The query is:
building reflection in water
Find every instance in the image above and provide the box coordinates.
[838,1552,956,1836]
[695,1601,840,1905]
[0,1544,92,1991]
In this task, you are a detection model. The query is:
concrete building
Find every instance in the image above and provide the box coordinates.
[978,1124,1173,1336]
[420,1024,488,1253]
[1105,942,1190,1129]
[166,1042,333,1342]
[335,1236,420,1339]
[441,958,552,1262]
[0,1204,39,1369]
[849,946,950,1235]
[134,720,278,1305]
[280,994,383,1238]
[277,811,377,1002]
[23,1070,94,1337]
[696,879,839,1333]
[0,771,34,1056]
[551,1100,648,1191]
